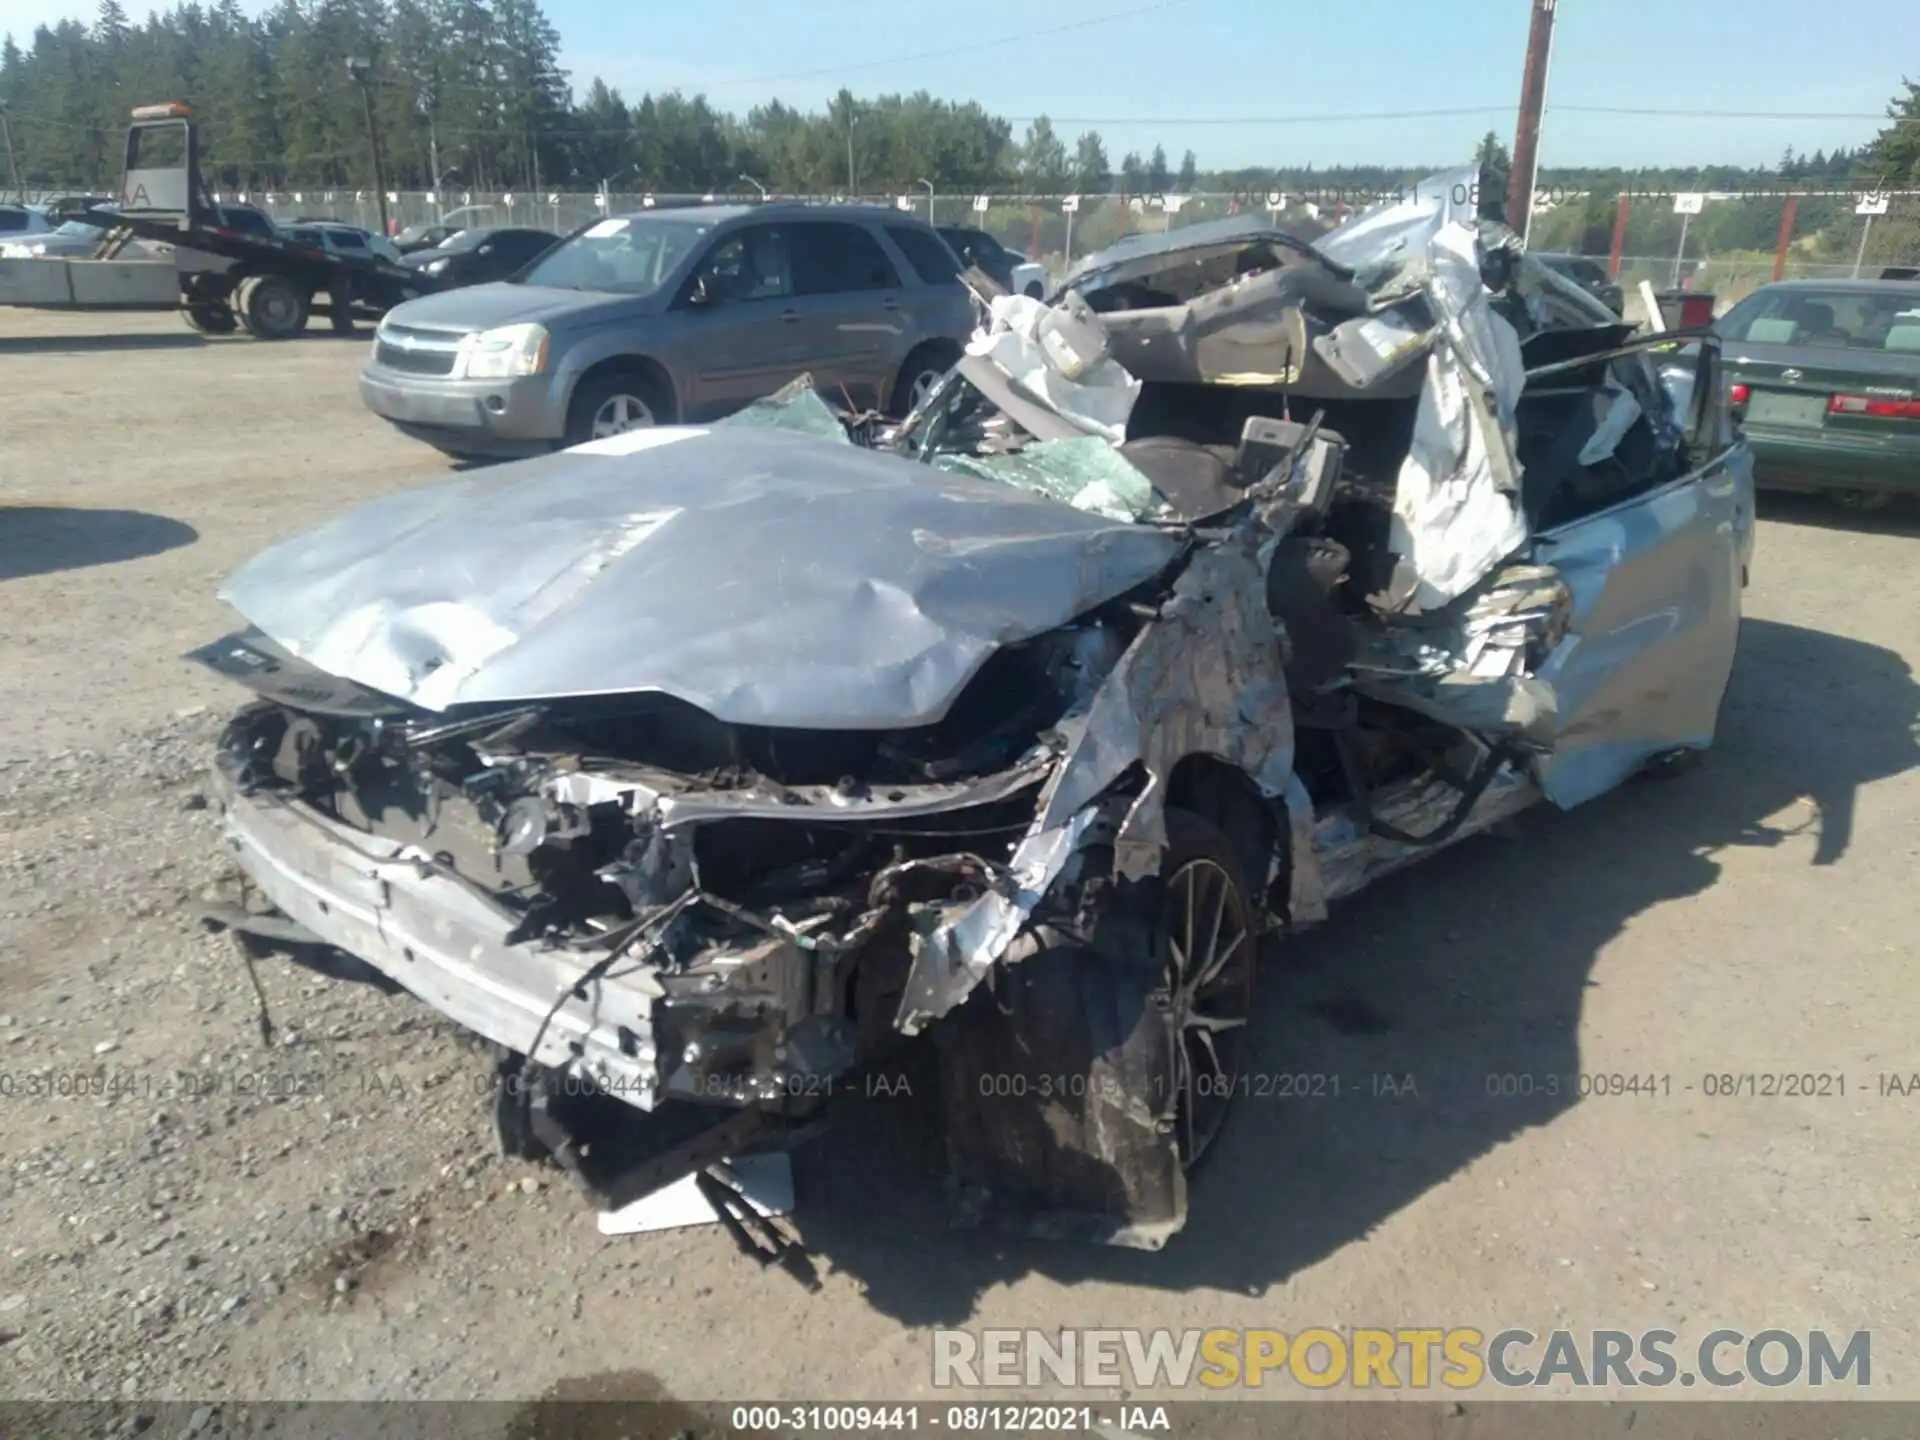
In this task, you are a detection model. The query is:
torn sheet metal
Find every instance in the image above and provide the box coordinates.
[221,427,1182,728]
[1312,301,1436,391]
[1577,382,1644,466]
[896,806,1102,1035]
[898,523,1293,1030]
[1310,761,1540,905]
[966,292,1140,443]
[1045,531,1294,879]
[1315,171,1530,614]
[1283,772,1328,927]
[1379,338,1527,614]
[1095,268,1311,387]
[1059,214,1348,299]
[1347,561,1570,747]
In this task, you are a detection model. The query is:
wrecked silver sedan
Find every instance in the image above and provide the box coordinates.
[191,172,1753,1256]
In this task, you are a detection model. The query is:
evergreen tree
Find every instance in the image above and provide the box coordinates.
[1071,129,1107,192]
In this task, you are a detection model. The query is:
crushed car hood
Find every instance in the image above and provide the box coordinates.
[220,427,1184,727]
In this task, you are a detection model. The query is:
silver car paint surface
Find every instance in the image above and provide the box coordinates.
[207,168,1751,1137]
[363,209,974,440]
[1530,451,1746,808]
[219,426,1185,727]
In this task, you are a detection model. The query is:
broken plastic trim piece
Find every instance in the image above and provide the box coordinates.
[695,1168,822,1291]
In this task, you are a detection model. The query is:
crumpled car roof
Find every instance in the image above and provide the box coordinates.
[1061,213,1337,291]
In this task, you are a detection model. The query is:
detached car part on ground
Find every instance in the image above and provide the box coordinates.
[192,169,1753,1256]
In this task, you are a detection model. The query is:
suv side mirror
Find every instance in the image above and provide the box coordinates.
[685,273,712,307]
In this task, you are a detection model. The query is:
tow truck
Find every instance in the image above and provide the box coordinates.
[0,103,447,338]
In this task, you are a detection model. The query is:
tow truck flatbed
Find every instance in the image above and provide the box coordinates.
[0,103,448,338]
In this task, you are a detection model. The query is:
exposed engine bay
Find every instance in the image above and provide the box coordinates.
[193,169,1749,1265]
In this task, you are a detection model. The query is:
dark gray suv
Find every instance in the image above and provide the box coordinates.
[360,203,974,458]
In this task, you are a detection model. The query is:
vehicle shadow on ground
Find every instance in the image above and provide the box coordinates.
[0,332,206,355]
[0,505,199,581]
[789,616,1920,1324]
[1757,491,1920,539]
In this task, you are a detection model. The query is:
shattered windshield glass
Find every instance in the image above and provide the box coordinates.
[716,367,1172,524]
[929,437,1162,523]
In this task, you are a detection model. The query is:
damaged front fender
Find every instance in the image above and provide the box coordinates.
[895,521,1296,1036]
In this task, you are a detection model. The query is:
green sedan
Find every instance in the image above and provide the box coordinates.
[1717,278,1920,508]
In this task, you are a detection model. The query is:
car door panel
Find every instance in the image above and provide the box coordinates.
[676,226,809,418]
[1530,343,1743,809]
[788,222,906,408]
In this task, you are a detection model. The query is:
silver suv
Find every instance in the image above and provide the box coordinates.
[360,203,974,459]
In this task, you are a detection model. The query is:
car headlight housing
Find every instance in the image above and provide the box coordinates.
[422,256,451,276]
[454,322,549,379]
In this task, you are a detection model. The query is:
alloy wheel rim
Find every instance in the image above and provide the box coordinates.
[909,369,943,409]
[1163,855,1254,1166]
[591,394,655,437]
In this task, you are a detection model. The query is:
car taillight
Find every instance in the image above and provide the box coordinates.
[1828,393,1920,419]
[1729,383,1750,405]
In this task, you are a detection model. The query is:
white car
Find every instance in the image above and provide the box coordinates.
[0,213,170,261]
[0,203,55,256]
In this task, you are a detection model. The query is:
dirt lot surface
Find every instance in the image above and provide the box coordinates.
[2,311,1917,1413]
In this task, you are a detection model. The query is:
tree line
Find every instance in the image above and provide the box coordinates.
[3,0,1916,208]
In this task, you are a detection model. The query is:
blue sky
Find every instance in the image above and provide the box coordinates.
[5,0,1906,169]
[548,0,1904,169]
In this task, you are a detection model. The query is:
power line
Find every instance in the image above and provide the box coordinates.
[998,105,1889,125]
[1555,105,1886,120]
[690,0,1202,89]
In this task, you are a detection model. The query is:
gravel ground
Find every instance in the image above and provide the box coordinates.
[1,310,1917,1415]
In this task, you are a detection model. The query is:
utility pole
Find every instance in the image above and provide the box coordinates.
[846,112,858,196]
[0,100,23,203]
[1505,0,1556,240]
[345,57,389,235]
[422,88,445,216]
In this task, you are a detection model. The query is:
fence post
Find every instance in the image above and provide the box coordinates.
[1771,194,1798,283]
[1607,192,1629,280]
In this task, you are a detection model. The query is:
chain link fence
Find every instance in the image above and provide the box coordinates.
[19,181,1920,311]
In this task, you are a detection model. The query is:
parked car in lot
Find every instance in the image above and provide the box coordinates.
[1532,252,1625,315]
[393,206,502,255]
[0,203,53,240]
[282,221,402,265]
[197,171,1751,1253]
[360,203,974,459]
[398,226,559,287]
[0,208,170,260]
[938,225,1048,297]
[1716,278,1920,508]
